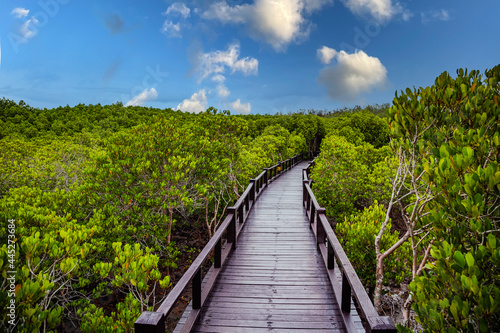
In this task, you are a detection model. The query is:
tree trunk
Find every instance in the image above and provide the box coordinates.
[167,207,173,245]
[374,255,384,312]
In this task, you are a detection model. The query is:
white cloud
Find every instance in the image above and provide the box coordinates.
[211,74,226,83]
[19,17,39,40]
[177,89,207,113]
[318,49,388,101]
[421,9,450,24]
[161,20,181,37]
[211,75,230,97]
[197,42,258,83]
[125,88,158,106]
[230,98,251,114]
[11,7,29,18]
[317,46,337,65]
[165,2,191,18]
[217,84,230,98]
[201,1,250,24]
[341,0,405,22]
[202,0,331,51]
[162,3,190,38]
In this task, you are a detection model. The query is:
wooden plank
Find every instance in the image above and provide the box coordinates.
[194,319,344,329]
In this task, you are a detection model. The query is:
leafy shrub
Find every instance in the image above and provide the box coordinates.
[311,134,392,219]
[336,202,411,292]
[389,65,500,331]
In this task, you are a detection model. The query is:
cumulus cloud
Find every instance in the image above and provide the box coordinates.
[210,74,230,97]
[11,7,29,18]
[11,7,40,41]
[162,3,191,38]
[202,0,331,51]
[201,2,250,24]
[19,17,39,40]
[317,46,337,64]
[161,20,181,37]
[230,99,252,114]
[165,2,191,18]
[196,42,258,83]
[177,90,207,113]
[341,0,406,22]
[421,9,450,24]
[104,13,125,35]
[211,74,226,83]
[318,49,388,101]
[217,84,230,97]
[125,88,158,106]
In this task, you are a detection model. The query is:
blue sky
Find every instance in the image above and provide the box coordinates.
[0,0,498,114]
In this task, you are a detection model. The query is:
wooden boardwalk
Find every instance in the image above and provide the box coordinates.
[176,162,361,332]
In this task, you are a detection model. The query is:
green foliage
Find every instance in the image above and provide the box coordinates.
[0,99,178,139]
[0,136,95,198]
[336,202,411,291]
[311,134,392,219]
[323,110,389,148]
[0,102,313,331]
[389,65,500,331]
[239,125,305,185]
[78,293,141,333]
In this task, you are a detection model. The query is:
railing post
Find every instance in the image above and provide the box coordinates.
[316,208,326,249]
[227,207,237,250]
[135,312,165,333]
[302,179,308,205]
[309,204,316,226]
[215,237,222,268]
[250,179,256,202]
[264,168,269,186]
[306,191,311,215]
[367,316,399,333]
[192,268,202,310]
[341,270,351,313]
[238,205,244,224]
[327,240,335,270]
[246,192,250,210]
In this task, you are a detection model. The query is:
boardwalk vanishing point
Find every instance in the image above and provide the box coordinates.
[136,156,397,333]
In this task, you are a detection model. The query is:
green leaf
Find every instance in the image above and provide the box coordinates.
[454,251,465,268]
[466,252,475,267]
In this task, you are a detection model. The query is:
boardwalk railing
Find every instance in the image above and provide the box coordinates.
[303,161,397,333]
[135,154,304,333]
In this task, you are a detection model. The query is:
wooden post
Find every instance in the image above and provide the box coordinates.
[306,192,311,216]
[341,270,351,313]
[135,312,165,333]
[309,204,316,226]
[227,207,237,250]
[215,238,222,268]
[367,316,398,333]
[238,205,244,224]
[245,193,250,211]
[192,268,202,309]
[250,179,256,202]
[316,208,326,250]
[264,168,269,186]
[327,240,335,270]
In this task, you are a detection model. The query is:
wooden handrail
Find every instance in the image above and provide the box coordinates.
[135,153,304,333]
[302,162,397,333]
